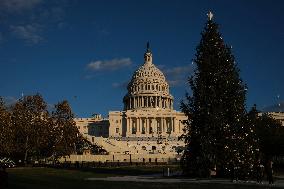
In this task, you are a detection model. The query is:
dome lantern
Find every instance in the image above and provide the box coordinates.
[144,42,152,64]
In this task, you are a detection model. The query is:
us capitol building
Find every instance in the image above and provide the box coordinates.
[75,43,187,156]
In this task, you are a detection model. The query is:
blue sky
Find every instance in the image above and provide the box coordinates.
[0,0,283,117]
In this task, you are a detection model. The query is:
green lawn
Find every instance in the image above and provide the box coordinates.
[5,167,281,189]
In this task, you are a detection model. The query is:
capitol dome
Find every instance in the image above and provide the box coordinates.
[123,43,173,111]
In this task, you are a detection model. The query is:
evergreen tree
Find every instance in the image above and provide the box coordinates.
[181,12,258,177]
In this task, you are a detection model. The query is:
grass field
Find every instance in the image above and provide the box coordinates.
[4,166,282,189]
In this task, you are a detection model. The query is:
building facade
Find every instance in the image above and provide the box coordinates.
[75,43,187,155]
[109,44,186,139]
[75,114,109,138]
[259,112,284,126]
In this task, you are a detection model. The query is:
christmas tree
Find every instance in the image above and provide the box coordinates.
[181,12,258,178]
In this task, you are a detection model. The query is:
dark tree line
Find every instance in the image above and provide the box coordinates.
[0,94,87,164]
[248,105,284,158]
[180,13,277,178]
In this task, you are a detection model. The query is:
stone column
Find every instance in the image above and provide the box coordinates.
[141,118,143,134]
[148,118,150,135]
[161,117,164,133]
[163,118,166,134]
[131,118,134,135]
[143,118,146,134]
[150,119,152,135]
[137,97,139,108]
[137,97,138,108]
[145,97,148,108]
[167,99,169,109]
[172,117,175,133]
[136,118,139,132]
[145,118,148,134]
[137,118,140,134]
[127,117,130,136]
[139,118,141,133]
[135,97,138,108]
[148,118,151,135]
[157,97,159,108]
[159,118,162,133]
[152,118,155,134]
[154,118,158,136]
[128,117,132,135]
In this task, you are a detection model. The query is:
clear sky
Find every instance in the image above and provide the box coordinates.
[0,0,283,117]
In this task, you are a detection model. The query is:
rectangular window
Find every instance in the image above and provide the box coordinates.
[116,128,119,133]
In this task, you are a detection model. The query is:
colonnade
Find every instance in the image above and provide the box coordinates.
[126,117,182,137]
[124,96,173,110]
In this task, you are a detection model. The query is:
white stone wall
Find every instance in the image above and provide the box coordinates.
[60,154,182,163]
